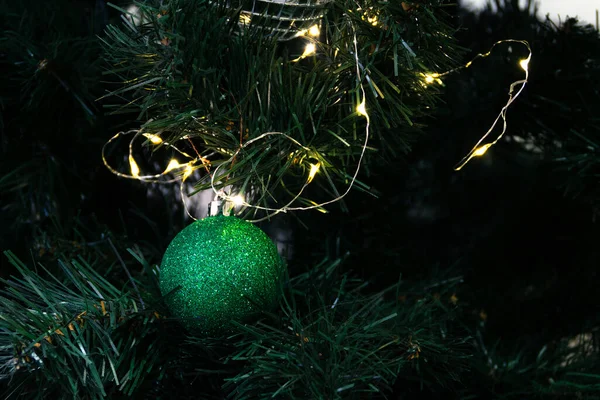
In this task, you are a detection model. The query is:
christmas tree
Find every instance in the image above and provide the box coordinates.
[1,0,598,398]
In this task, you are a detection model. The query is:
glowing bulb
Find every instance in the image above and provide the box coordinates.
[519,58,530,71]
[308,24,320,37]
[166,159,181,172]
[143,133,163,144]
[360,7,379,26]
[473,143,492,157]
[292,42,317,62]
[183,164,194,180]
[423,73,441,85]
[356,99,367,117]
[129,155,140,178]
[307,163,320,183]
[230,194,245,206]
[303,43,316,57]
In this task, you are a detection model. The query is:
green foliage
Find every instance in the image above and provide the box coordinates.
[555,127,600,215]
[0,249,162,399]
[100,0,462,216]
[520,17,600,216]
[0,0,102,123]
[2,0,598,398]
[0,0,106,269]
[2,243,598,399]
[220,258,471,399]
[0,247,473,399]
[465,327,600,399]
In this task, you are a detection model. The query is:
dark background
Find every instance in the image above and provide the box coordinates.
[1,0,598,397]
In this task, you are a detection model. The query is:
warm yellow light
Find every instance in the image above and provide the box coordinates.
[307,163,320,183]
[239,13,252,25]
[454,143,494,171]
[359,7,379,26]
[129,155,140,178]
[183,164,194,180]
[423,73,441,85]
[292,42,317,62]
[308,24,320,37]
[453,40,531,171]
[303,43,316,57]
[356,99,367,117]
[231,194,245,206]
[143,133,163,144]
[367,15,378,26]
[165,159,182,172]
[473,143,492,157]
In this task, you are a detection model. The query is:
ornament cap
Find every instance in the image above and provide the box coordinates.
[208,200,224,216]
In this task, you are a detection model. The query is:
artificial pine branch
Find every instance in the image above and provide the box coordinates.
[100,0,463,215]
[0,248,473,399]
[466,326,600,399]
[218,257,472,399]
[0,251,162,399]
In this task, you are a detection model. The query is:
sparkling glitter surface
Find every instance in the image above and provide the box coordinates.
[159,215,282,335]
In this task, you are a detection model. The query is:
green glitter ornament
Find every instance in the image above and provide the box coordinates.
[159,215,282,335]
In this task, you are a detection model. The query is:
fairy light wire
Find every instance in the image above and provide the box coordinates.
[102,129,211,221]
[101,130,206,183]
[103,29,529,221]
[102,21,371,222]
[454,41,531,170]
[421,39,532,171]
[210,21,371,222]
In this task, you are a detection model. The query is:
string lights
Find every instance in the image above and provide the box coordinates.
[102,32,530,221]
[421,72,442,86]
[418,39,532,171]
[292,23,320,62]
[209,20,371,222]
[102,130,205,183]
[356,98,368,116]
[308,162,321,179]
[297,24,321,38]
[143,133,163,144]
[102,18,371,221]
[308,24,320,37]
[292,41,317,62]
[355,7,379,26]
[455,41,531,170]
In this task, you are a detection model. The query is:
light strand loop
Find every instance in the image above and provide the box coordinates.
[426,39,532,171]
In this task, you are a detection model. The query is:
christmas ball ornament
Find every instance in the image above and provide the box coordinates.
[159,215,283,334]
[229,0,333,41]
